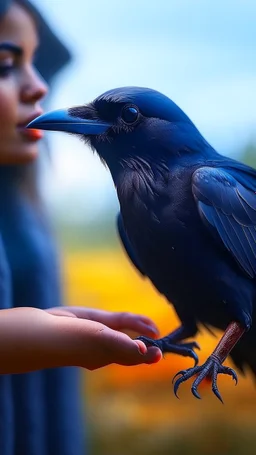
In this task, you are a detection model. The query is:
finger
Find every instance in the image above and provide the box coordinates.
[135,320,159,338]
[126,343,162,365]
[135,344,163,364]
[145,346,163,364]
[117,313,159,338]
[46,308,78,318]
[110,332,162,366]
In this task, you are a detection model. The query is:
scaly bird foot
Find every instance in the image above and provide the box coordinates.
[135,335,200,366]
[173,354,238,403]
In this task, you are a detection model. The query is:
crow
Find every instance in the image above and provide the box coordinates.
[28,86,256,402]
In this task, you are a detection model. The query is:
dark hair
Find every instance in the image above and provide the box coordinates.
[0,0,71,211]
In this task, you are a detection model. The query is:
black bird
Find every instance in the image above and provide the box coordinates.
[28,86,256,402]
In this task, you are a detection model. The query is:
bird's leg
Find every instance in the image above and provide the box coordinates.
[173,321,245,402]
[136,322,199,365]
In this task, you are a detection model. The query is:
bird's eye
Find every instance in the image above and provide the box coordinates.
[121,105,139,124]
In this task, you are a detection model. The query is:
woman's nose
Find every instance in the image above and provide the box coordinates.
[20,65,48,104]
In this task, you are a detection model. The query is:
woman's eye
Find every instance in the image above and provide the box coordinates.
[0,57,15,78]
[0,64,14,77]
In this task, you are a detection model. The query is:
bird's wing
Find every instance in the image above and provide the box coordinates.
[192,166,256,279]
[116,212,145,276]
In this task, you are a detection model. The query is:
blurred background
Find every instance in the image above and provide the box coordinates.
[34,1,256,453]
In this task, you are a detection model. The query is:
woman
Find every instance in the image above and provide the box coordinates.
[0,2,161,455]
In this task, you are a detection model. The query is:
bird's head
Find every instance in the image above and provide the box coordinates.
[27,86,211,180]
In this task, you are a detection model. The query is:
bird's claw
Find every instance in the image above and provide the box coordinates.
[135,336,161,349]
[173,355,238,402]
[135,336,200,366]
[176,341,200,365]
[183,341,200,350]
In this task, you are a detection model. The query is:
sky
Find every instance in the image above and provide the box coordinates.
[33,0,256,224]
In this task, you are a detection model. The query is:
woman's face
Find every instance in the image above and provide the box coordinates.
[0,2,48,164]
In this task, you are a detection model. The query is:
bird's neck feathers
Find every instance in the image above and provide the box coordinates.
[93,117,220,191]
[108,153,169,192]
[108,127,218,185]
[116,158,169,212]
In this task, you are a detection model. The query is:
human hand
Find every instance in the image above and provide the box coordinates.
[66,319,162,370]
[0,307,162,374]
[48,306,159,339]
[49,314,162,370]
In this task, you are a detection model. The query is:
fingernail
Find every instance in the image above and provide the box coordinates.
[135,341,147,355]
[144,324,159,335]
[150,326,159,335]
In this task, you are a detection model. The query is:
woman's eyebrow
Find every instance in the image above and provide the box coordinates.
[0,42,23,56]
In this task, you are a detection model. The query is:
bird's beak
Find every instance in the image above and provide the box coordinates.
[26,109,111,135]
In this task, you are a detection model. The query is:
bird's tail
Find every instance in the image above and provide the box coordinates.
[230,327,256,378]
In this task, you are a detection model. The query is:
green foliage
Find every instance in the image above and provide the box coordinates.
[240,141,256,167]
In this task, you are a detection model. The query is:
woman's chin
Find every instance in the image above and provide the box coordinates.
[15,146,39,164]
[0,145,39,165]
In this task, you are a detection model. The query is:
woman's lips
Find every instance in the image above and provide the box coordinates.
[17,126,44,141]
[17,112,44,141]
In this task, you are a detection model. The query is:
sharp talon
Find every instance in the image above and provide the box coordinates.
[188,341,200,351]
[172,370,186,384]
[191,352,199,367]
[230,369,238,385]
[220,366,238,386]
[212,386,223,404]
[172,357,239,401]
[174,389,180,399]
[194,342,201,351]
[191,386,201,400]
[174,377,183,398]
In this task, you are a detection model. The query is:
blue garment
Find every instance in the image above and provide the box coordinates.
[0,173,85,455]
[0,235,14,455]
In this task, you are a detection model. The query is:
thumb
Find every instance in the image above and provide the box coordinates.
[109,331,162,366]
